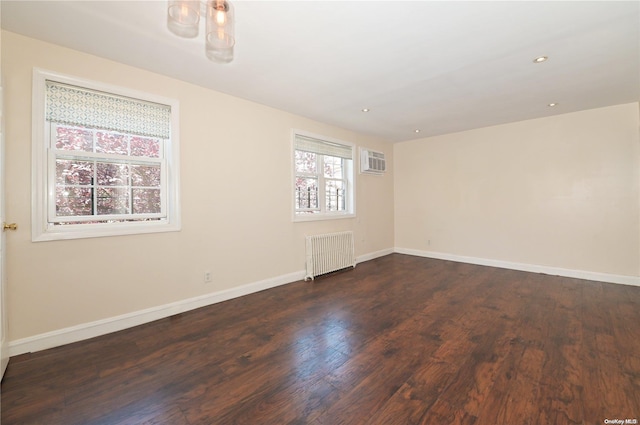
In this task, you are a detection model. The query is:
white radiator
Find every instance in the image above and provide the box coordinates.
[305,231,356,281]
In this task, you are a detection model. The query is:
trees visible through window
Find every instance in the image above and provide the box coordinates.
[54,125,163,221]
[293,131,354,220]
[32,70,181,241]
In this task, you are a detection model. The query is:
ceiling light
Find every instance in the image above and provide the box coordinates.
[167,0,235,63]
[533,56,548,63]
[167,0,200,38]
[414,129,421,133]
[548,102,558,107]
[361,108,370,112]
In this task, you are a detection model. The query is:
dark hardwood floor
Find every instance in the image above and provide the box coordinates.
[2,254,639,424]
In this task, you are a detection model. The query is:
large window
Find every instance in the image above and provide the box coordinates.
[32,69,181,241]
[293,130,355,221]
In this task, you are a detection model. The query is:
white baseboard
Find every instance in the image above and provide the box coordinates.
[20,246,632,357]
[8,269,306,357]
[356,247,394,264]
[394,247,640,287]
[8,247,397,357]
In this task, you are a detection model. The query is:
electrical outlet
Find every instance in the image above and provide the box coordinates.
[204,271,212,283]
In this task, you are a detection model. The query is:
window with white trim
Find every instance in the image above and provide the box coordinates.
[293,131,355,221]
[32,70,180,241]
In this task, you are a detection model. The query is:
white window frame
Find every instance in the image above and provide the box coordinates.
[32,69,181,241]
[292,129,355,222]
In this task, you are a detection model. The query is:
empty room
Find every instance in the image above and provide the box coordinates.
[0,1,639,424]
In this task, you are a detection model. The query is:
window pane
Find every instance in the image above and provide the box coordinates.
[131,164,161,187]
[97,187,130,215]
[56,187,93,216]
[37,71,179,240]
[324,155,343,178]
[295,150,317,174]
[295,177,318,210]
[96,131,128,155]
[326,180,346,212]
[131,136,161,158]
[96,163,129,186]
[56,159,94,185]
[55,126,93,152]
[133,189,161,214]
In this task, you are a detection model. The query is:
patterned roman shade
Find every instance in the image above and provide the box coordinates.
[45,81,171,139]
[294,134,353,160]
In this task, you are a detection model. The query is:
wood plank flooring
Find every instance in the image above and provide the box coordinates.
[2,254,639,424]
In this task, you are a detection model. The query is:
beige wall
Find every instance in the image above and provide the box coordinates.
[395,103,640,277]
[4,29,639,347]
[2,31,394,341]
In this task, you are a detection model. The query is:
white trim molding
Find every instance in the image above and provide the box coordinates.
[8,247,395,356]
[291,129,356,222]
[356,248,394,265]
[31,68,181,241]
[394,247,640,287]
[17,245,632,357]
[9,270,305,357]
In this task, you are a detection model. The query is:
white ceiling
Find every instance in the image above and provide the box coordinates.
[2,1,639,142]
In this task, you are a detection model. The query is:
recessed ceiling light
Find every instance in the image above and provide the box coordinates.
[533,56,548,63]
[548,102,558,107]
[361,108,370,112]
[414,129,421,133]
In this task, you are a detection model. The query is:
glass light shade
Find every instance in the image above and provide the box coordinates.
[206,0,235,63]
[167,0,201,38]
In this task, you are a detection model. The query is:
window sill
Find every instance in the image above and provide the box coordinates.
[293,213,356,223]
[32,220,181,242]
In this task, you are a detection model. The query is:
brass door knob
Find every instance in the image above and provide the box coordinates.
[2,222,17,231]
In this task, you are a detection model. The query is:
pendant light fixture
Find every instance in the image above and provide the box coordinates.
[167,0,235,63]
[167,0,200,38]
[205,0,235,63]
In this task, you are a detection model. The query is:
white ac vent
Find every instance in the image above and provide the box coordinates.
[360,149,386,174]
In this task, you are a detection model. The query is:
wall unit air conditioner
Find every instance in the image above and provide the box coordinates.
[360,149,386,174]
